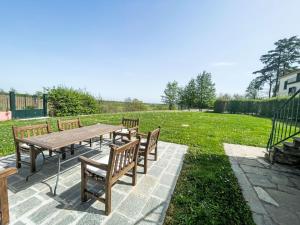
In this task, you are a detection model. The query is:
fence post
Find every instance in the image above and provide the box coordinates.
[9,91,16,119]
[43,94,48,117]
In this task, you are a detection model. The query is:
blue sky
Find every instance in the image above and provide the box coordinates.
[1,0,300,103]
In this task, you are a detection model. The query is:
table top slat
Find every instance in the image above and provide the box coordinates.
[16,124,123,150]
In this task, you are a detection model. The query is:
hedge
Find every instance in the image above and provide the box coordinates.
[214,97,291,117]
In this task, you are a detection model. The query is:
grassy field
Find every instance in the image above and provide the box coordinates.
[0,111,272,224]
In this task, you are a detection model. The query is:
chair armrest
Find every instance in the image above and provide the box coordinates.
[78,156,108,171]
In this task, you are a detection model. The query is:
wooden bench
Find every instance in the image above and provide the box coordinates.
[0,168,17,225]
[12,122,52,172]
[113,118,139,143]
[79,139,140,215]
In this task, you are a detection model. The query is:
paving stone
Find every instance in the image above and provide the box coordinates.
[165,163,181,175]
[10,196,42,219]
[239,158,266,168]
[159,173,177,188]
[242,188,267,215]
[105,212,131,225]
[141,197,166,223]
[265,204,299,225]
[117,192,148,219]
[152,184,172,200]
[254,187,279,207]
[155,159,170,168]
[44,210,76,225]
[134,175,157,196]
[289,177,300,189]
[270,173,293,186]
[247,174,277,188]
[266,189,300,212]
[29,200,60,224]
[148,165,164,178]
[277,184,300,196]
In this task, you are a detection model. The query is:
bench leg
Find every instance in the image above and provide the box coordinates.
[61,148,66,160]
[30,146,36,172]
[71,144,75,155]
[0,177,10,225]
[15,147,21,168]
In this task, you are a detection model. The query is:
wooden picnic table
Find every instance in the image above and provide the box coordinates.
[15,123,123,195]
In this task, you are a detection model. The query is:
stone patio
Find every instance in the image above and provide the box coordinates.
[0,138,187,225]
[224,143,300,225]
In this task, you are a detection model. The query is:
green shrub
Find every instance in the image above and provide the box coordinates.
[47,86,99,116]
[214,97,290,117]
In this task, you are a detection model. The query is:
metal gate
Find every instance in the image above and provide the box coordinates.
[9,92,48,119]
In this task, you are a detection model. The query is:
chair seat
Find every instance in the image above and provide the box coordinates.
[20,143,42,150]
[114,129,137,135]
[86,155,109,177]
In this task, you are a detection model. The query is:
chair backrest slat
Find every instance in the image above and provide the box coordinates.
[107,139,140,182]
[12,122,52,141]
[122,118,139,129]
[145,127,161,154]
[57,118,81,131]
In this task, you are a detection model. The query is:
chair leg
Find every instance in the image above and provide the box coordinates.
[112,133,116,144]
[132,163,137,186]
[144,154,148,174]
[49,150,53,157]
[81,164,88,202]
[89,139,92,147]
[155,146,158,161]
[105,184,112,215]
[71,144,75,155]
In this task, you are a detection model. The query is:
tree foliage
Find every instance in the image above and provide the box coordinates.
[195,71,216,109]
[162,71,216,110]
[47,86,99,116]
[252,36,300,97]
[161,81,179,110]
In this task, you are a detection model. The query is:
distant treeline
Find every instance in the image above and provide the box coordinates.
[46,86,168,116]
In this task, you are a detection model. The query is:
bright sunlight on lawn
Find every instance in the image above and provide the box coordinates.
[0,111,272,224]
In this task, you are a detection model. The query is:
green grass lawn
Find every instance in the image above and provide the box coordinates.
[0,111,272,224]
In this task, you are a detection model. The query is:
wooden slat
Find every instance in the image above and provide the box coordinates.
[18,124,123,151]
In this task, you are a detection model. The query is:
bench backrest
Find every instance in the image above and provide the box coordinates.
[12,122,52,141]
[145,127,161,154]
[122,117,139,129]
[107,139,140,184]
[57,118,82,131]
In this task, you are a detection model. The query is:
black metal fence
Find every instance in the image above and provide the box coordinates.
[267,89,300,150]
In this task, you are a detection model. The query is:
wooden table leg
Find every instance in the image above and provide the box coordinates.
[0,168,17,225]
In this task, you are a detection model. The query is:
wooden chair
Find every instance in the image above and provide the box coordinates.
[79,139,140,215]
[12,122,52,172]
[137,127,161,174]
[112,118,139,143]
[57,118,93,152]
[0,168,17,225]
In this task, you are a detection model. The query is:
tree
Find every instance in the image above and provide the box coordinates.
[195,71,216,110]
[253,68,276,98]
[256,36,300,96]
[161,81,179,110]
[245,78,262,99]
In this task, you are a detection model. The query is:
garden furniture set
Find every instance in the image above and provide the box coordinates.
[7,117,160,218]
